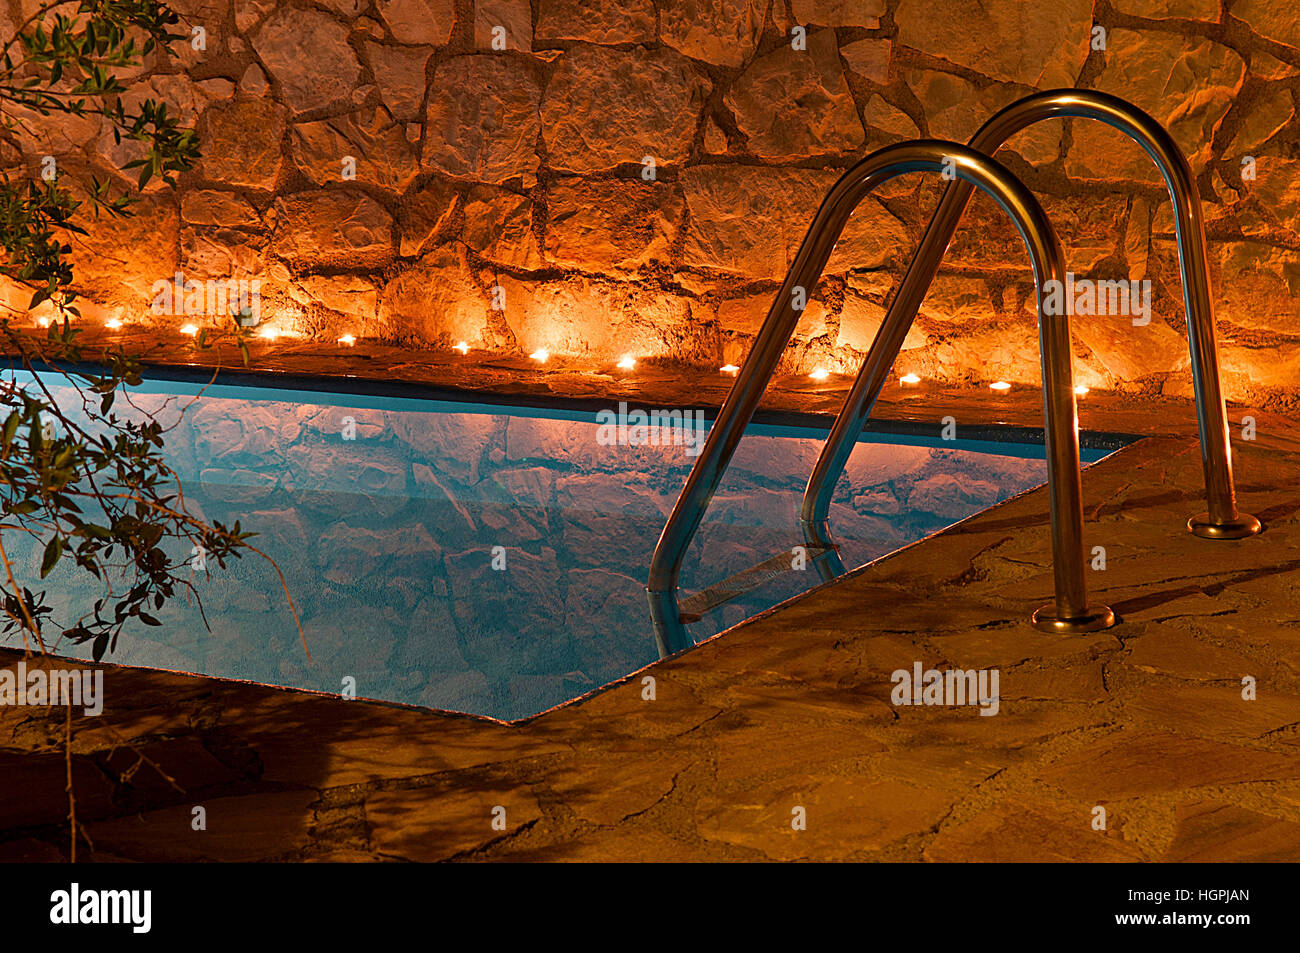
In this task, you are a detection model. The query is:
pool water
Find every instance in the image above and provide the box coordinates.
[11,372,1113,721]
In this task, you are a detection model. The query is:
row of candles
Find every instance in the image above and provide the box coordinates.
[72,317,1092,396]
[473,351,1090,395]
[806,369,1087,395]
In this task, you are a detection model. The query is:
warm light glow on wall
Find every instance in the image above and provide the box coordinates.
[530,348,550,363]
[990,380,1011,392]
[258,326,279,340]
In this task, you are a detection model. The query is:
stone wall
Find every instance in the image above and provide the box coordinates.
[3,0,1300,403]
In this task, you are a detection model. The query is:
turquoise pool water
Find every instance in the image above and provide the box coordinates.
[9,371,1116,721]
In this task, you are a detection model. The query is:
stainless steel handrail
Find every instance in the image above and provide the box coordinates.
[647,139,1115,658]
[801,90,1260,590]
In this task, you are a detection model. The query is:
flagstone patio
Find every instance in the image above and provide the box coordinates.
[1,355,1297,862]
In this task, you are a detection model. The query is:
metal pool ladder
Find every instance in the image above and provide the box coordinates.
[646,92,1259,659]
[802,89,1260,585]
[647,137,1109,657]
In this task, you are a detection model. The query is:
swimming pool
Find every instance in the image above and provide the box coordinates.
[10,370,1120,721]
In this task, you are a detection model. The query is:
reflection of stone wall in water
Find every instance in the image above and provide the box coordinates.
[3,2,1297,403]
[18,388,1046,719]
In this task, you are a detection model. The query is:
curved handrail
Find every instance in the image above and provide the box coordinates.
[801,89,1260,583]
[647,139,1114,658]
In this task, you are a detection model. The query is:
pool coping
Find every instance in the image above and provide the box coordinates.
[15,355,1139,453]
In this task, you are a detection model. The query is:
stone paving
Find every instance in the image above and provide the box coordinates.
[1,370,1297,861]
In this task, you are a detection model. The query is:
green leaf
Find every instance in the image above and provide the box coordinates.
[1,411,19,454]
[40,537,62,577]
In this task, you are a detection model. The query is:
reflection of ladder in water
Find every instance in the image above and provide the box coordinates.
[647,89,1259,660]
